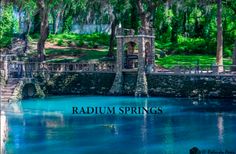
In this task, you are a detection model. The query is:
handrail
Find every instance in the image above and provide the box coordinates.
[154,64,236,75]
[7,61,116,78]
[2,61,236,79]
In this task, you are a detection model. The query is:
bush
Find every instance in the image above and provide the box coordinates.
[0,36,12,48]
[57,39,67,46]
[48,33,110,47]
[30,33,40,39]
[224,47,232,57]
[76,40,84,47]
[175,36,208,54]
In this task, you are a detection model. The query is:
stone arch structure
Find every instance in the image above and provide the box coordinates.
[12,79,45,102]
[124,41,138,69]
[109,28,155,96]
[22,83,37,98]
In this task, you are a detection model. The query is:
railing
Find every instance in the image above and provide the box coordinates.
[154,65,236,75]
[2,60,236,79]
[7,61,116,78]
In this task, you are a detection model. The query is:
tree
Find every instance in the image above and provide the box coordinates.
[136,0,171,30]
[37,0,50,61]
[233,40,236,70]
[216,0,223,72]
[106,0,130,57]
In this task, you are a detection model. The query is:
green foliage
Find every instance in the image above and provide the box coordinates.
[45,49,83,56]
[0,36,12,48]
[155,35,234,58]
[175,36,208,54]
[1,0,236,64]
[57,39,68,46]
[48,33,110,48]
[63,16,73,33]
[0,4,14,47]
[29,33,40,39]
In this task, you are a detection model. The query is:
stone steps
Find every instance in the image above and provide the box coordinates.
[1,79,19,103]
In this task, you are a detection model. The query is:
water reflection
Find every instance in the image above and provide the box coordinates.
[42,111,64,128]
[4,96,236,153]
[217,114,224,144]
[1,111,8,154]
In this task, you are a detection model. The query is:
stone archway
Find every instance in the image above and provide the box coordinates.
[124,41,138,69]
[22,83,37,98]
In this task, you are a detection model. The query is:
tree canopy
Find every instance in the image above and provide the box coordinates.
[0,0,235,65]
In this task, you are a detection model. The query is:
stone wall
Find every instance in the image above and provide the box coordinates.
[37,73,116,96]
[147,74,236,98]
[36,72,236,98]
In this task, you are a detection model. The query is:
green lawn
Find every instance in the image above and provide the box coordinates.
[47,33,110,48]
[156,55,232,69]
[45,48,83,56]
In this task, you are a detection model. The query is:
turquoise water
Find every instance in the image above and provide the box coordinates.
[4,96,236,154]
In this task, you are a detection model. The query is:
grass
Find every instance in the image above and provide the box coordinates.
[155,35,233,57]
[38,33,110,63]
[47,33,110,48]
[45,49,83,56]
[156,55,232,69]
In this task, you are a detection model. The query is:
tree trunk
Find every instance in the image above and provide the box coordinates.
[25,12,31,35]
[182,11,187,36]
[37,0,49,62]
[232,40,236,71]
[136,0,150,29]
[18,7,22,33]
[216,0,223,72]
[130,0,138,32]
[51,10,61,34]
[171,5,178,43]
[171,18,178,43]
[234,41,236,65]
[54,12,60,34]
[33,12,40,34]
[108,16,117,57]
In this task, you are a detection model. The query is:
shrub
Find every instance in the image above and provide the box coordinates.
[76,40,84,47]
[57,39,67,46]
[48,33,110,47]
[224,47,232,57]
[0,36,12,48]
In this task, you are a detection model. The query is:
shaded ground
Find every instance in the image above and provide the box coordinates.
[28,40,109,63]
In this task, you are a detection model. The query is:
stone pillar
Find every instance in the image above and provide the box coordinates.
[22,62,26,78]
[146,37,155,73]
[109,37,123,95]
[151,37,155,65]
[135,37,148,97]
